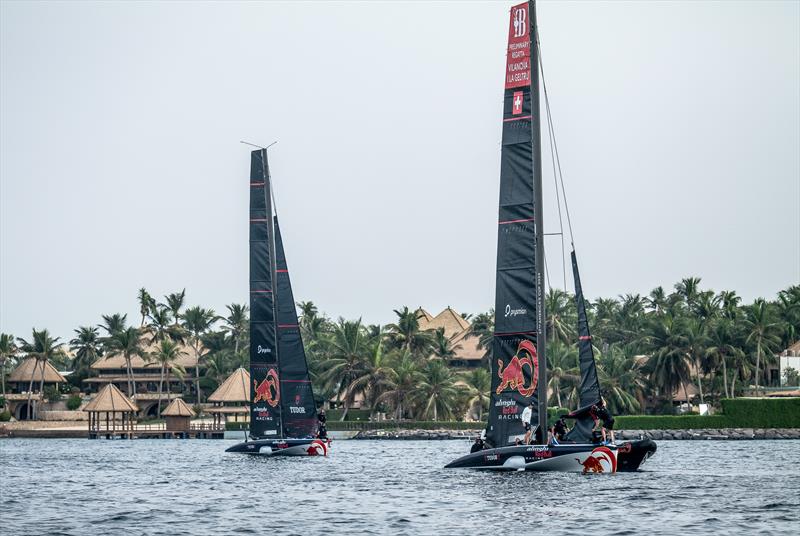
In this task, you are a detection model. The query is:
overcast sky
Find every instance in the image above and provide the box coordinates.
[1,0,798,341]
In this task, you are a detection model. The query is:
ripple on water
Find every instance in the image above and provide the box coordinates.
[1,439,799,535]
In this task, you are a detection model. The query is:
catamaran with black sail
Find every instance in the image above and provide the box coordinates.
[226,148,328,456]
[444,1,655,472]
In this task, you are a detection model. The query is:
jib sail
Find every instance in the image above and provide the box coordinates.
[274,218,319,438]
[564,250,602,442]
[249,149,283,439]
[486,0,547,448]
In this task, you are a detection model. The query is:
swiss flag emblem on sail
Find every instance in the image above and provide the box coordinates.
[512,91,523,115]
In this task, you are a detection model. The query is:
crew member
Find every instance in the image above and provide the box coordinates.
[553,416,569,441]
[521,402,534,445]
[547,426,560,446]
[317,408,328,440]
[470,436,485,453]
[591,399,615,443]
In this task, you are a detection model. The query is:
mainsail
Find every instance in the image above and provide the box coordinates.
[564,250,602,442]
[248,148,318,439]
[249,149,282,439]
[486,0,547,448]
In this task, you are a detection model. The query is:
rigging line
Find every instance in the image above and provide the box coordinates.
[538,44,575,250]
[544,80,567,292]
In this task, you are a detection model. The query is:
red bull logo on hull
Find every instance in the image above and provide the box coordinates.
[496,340,538,397]
[576,446,617,474]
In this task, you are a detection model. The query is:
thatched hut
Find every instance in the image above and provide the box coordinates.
[7,358,67,420]
[162,398,195,433]
[83,384,138,439]
[207,367,249,429]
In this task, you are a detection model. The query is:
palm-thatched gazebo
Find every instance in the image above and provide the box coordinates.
[162,398,195,434]
[207,367,250,429]
[83,384,138,439]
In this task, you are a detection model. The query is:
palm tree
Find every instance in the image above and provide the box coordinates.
[223,303,248,355]
[415,359,460,420]
[683,319,709,404]
[675,277,702,311]
[469,310,494,361]
[165,289,187,326]
[0,333,18,403]
[546,342,579,408]
[320,318,370,420]
[105,327,146,397]
[182,306,217,404]
[645,286,668,314]
[374,350,424,420]
[461,368,490,421]
[706,318,744,399]
[776,285,800,347]
[147,305,180,344]
[431,328,461,360]
[137,288,156,327]
[643,315,691,408]
[343,331,391,417]
[99,313,128,337]
[17,329,63,419]
[743,299,781,395]
[152,339,186,417]
[69,326,101,386]
[597,346,643,414]
[387,306,434,357]
[545,288,576,345]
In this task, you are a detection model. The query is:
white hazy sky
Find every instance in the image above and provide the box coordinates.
[1,1,798,341]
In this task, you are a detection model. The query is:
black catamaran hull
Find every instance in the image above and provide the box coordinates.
[226,438,329,457]
[445,439,656,472]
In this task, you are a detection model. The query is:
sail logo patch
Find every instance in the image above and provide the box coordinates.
[512,6,527,38]
[496,340,538,397]
[254,368,280,408]
[512,92,523,115]
[505,304,527,317]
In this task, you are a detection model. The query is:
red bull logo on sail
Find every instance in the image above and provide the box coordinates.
[496,340,538,397]
[254,368,280,408]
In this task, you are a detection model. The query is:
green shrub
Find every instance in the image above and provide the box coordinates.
[226,421,249,431]
[326,409,372,421]
[719,398,800,428]
[0,410,10,421]
[66,395,82,411]
[616,415,730,430]
[43,385,62,402]
[0,395,6,408]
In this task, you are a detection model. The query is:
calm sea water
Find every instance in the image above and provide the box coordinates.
[1,438,798,535]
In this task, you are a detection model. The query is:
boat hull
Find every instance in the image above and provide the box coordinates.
[225,438,329,457]
[444,439,656,472]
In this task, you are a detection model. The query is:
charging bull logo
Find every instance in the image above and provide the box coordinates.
[576,446,617,474]
[496,340,538,397]
[254,369,280,408]
[306,439,329,457]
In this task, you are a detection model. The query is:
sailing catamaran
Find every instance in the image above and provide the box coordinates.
[445,1,655,472]
[226,148,328,456]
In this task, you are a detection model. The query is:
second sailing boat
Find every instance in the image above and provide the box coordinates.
[227,148,329,457]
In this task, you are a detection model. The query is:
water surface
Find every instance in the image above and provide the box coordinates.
[2,439,798,535]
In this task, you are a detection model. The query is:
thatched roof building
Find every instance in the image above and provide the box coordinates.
[207,367,249,426]
[417,307,485,367]
[162,397,195,417]
[8,358,67,386]
[84,383,139,413]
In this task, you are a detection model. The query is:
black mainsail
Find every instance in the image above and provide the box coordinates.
[564,250,602,442]
[249,149,282,439]
[486,0,547,448]
[248,149,318,440]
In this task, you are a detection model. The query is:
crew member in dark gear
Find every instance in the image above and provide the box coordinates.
[591,398,615,443]
[470,436,485,453]
[317,408,328,440]
[553,416,569,441]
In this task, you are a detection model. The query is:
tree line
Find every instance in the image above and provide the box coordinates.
[0,280,798,421]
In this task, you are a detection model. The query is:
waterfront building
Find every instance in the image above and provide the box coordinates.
[779,341,800,386]
[82,332,204,417]
[206,367,249,429]
[416,307,485,367]
[6,357,67,420]
[83,383,138,439]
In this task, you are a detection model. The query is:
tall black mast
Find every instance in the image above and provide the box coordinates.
[529,0,548,442]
